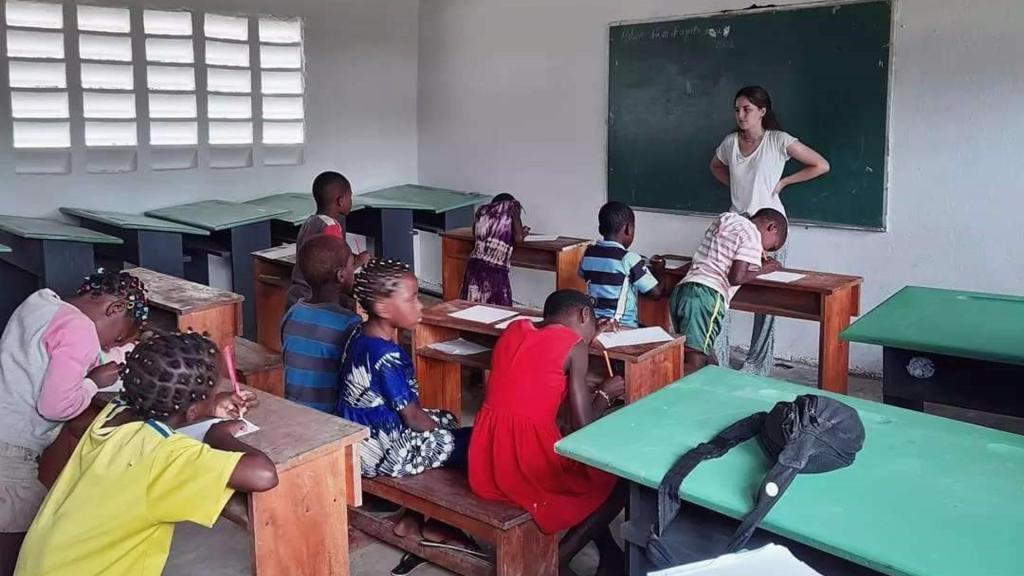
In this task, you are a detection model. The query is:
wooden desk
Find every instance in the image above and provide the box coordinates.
[415,300,684,415]
[251,244,296,352]
[60,207,208,278]
[842,286,1024,418]
[129,267,243,351]
[640,256,862,395]
[440,228,589,301]
[146,200,287,339]
[556,367,1024,576]
[0,215,122,327]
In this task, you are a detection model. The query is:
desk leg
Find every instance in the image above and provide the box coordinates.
[441,236,467,301]
[413,324,462,416]
[0,259,40,328]
[249,449,349,576]
[555,245,588,293]
[818,288,854,395]
[623,342,684,403]
[230,222,272,339]
[135,230,185,278]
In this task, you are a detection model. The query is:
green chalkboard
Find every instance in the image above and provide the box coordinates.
[607,1,891,229]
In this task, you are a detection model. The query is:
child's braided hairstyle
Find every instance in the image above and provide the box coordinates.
[119,331,219,419]
[77,268,149,325]
[352,258,411,314]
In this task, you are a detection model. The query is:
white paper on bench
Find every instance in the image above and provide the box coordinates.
[596,326,673,348]
[260,243,296,260]
[523,234,560,242]
[648,544,822,576]
[176,417,260,442]
[495,315,543,330]
[757,271,806,283]
[428,338,491,356]
[448,305,518,324]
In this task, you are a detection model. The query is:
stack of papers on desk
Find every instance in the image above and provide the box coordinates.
[448,305,518,324]
[649,544,821,576]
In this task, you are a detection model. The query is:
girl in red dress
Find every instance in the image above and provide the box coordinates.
[469,289,626,575]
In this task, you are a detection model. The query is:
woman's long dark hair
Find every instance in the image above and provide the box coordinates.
[735,86,782,131]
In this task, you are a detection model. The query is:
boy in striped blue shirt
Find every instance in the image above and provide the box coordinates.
[281,234,359,413]
[578,202,665,328]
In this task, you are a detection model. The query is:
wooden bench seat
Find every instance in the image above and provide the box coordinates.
[233,336,283,396]
[349,469,557,576]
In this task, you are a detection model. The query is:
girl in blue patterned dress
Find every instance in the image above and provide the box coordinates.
[338,259,469,478]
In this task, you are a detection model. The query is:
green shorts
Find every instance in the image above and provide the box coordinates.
[669,282,726,357]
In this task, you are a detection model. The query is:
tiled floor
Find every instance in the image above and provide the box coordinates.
[165,347,1024,576]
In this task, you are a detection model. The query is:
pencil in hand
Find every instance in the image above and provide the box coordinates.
[603,350,614,378]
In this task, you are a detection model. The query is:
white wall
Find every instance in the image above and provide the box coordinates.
[417,0,1024,373]
[2,0,419,216]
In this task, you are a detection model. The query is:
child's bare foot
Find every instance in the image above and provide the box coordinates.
[392,511,423,538]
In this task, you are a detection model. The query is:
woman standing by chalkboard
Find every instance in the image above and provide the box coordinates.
[708,85,830,375]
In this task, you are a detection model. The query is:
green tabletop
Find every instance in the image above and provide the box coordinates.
[360,184,490,214]
[0,215,122,244]
[842,286,1024,365]
[556,367,1024,576]
[0,243,10,253]
[59,207,209,236]
[145,200,288,232]
[245,193,315,226]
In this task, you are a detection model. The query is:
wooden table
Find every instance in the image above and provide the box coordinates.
[556,367,1024,576]
[147,200,287,338]
[440,228,589,301]
[251,244,296,351]
[842,286,1024,417]
[60,207,209,278]
[415,300,684,415]
[0,215,122,328]
[129,267,243,351]
[640,256,862,394]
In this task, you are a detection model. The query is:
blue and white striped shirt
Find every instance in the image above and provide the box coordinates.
[577,240,658,328]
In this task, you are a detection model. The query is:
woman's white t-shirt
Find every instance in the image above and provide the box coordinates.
[716,129,798,216]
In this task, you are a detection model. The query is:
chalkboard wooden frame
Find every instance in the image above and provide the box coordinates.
[606,0,894,231]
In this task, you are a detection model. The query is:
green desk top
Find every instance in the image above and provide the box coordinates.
[360,184,490,214]
[59,207,209,236]
[245,193,315,226]
[842,286,1024,365]
[556,367,1024,576]
[0,215,123,244]
[145,200,288,232]
[0,243,10,253]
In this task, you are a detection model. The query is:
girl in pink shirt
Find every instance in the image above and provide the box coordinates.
[0,269,148,576]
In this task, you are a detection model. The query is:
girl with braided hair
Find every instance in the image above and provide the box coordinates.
[15,332,277,576]
[0,269,148,574]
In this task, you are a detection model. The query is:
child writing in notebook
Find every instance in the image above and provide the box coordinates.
[339,258,473,574]
[578,201,666,329]
[459,193,527,306]
[14,332,278,576]
[287,170,370,309]
[0,269,147,576]
[469,289,626,575]
[668,208,787,373]
[281,234,359,413]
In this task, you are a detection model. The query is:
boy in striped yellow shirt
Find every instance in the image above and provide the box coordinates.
[669,208,787,373]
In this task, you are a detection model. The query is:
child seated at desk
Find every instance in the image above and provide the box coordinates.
[579,201,665,329]
[469,289,626,574]
[13,332,278,576]
[668,209,787,373]
[460,193,527,306]
[282,234,359,413]
[287,171,370,309]
[0,270,147,575]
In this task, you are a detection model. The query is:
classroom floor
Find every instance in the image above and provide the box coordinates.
[164,331,1024,576]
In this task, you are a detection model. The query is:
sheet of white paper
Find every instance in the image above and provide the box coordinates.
[661,256,691,269]
[596,326,673,348]
[495,316,543,330]
[260,243,296,261]
[448,305,518,324]
[428,338,491,356]
[524,234,560,242]
[648,544,822,576]
[176,418,260,442]
[104,379,124,393]
[757,271,806,283]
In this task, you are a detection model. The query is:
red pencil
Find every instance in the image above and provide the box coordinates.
[223,344,241,396]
